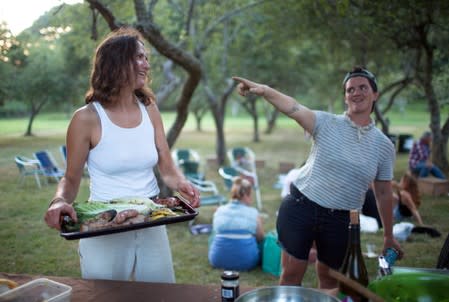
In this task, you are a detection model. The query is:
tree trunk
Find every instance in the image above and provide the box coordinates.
[251,99,260,142]
[417,26,449,173]
[25,99,47,136]
[194,112,202,132]
[239,94,260,142]
[25,110,37,136]
[373,104,389,135]
[265,109,279,134]
[422,76,449,172]
[213,109,226,165]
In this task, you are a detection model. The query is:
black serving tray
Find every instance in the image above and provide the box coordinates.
[60,198,198,240]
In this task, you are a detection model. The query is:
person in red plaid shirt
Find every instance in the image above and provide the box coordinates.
[408,131,446,179]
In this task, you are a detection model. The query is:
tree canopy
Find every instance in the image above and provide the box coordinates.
[1,0,448,170]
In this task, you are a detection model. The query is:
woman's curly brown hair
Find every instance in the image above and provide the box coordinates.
[402,172,421,208]
[85,27,155,105]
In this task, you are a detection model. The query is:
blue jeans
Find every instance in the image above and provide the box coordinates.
[412,162,446,179]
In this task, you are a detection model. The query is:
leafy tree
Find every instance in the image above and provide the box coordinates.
[346,0,449,171]
[0,22,20,106]
[255,0,449,171]
[189,1,262,162]
[11,37,70,135]
[43,2,101,113]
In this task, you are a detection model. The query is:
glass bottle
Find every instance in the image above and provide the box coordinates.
[339,210,369,302]
[221,271,239,302]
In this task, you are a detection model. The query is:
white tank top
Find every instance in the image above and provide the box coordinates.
[87,101,159,201]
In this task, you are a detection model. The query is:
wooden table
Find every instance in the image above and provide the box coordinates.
[1,272,254,302]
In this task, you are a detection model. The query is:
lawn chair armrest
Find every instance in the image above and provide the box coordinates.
[188,177,219,194]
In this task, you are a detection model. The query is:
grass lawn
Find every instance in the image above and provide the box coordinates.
[0,110,447,289]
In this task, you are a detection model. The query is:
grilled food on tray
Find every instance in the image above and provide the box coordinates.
[62,196,186,232]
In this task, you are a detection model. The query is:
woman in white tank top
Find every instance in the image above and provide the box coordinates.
[44,28,200,283]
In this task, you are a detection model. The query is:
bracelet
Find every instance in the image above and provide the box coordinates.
[48,197,67,208]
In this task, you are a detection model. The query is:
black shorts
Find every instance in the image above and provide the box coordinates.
[276,184,350,269]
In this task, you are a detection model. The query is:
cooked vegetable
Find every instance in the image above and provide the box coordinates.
[110,197,165,210]
[73,200,153,222]
[149,208,178,221]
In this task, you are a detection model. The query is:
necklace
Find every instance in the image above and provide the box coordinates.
[344,112,374,141]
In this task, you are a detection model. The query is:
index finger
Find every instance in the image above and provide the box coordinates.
[232,76,250,85]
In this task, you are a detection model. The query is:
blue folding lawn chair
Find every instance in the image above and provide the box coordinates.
[34,150,65,182]
[60,145,89,177]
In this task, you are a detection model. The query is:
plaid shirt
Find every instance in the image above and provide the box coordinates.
[408,139,430,169]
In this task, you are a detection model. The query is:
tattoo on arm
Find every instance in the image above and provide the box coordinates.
[285,103,301,116]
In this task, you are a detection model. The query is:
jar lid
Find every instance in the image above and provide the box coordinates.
[221,270,239,280]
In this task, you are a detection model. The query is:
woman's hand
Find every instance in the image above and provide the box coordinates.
[44,200,77,231]
[233,76,267,97]
[383,236,404,260]
[177,180,200,208]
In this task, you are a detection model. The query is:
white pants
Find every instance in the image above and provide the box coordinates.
[79,226,175,283]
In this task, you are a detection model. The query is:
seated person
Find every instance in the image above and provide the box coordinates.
[409,131,446,179]
[392,172,423,225]
[362,185,383,228]
[208,176,264,271]
[363,172,424,226]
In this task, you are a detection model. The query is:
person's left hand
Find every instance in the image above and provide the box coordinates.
[177,180,200,208]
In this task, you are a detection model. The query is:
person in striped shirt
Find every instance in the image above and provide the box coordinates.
[233,67,403,292]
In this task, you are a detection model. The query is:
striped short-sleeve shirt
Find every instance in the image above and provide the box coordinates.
[293,111,395,210]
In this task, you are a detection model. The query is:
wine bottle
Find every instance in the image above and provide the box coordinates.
[339,210,369,302]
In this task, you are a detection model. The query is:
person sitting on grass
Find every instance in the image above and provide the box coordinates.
[392,172,424,226]
[363,172,424,226]
[208,176,265,271]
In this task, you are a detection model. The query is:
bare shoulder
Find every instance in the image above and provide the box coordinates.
[67,104,100,140]
[145,102,160,114]
[401,189,412,200]
[145,102,163,124]
[71,104,98,125]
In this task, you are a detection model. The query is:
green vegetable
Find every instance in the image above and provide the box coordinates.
[110,197,164,211]
[74,200,156,222]
[368,271,449,302]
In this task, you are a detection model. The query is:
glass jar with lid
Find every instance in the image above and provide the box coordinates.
[221,271,239,302]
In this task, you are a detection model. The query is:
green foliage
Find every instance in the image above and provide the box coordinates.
[11,40,69,116]
[2,1,447,139]
[0,100,28,118]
